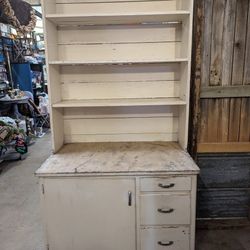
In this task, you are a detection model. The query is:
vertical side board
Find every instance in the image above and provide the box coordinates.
[190,175,197,250]
[42,1,64,152]
[179,1,194,149]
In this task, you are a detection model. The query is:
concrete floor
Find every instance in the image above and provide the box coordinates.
[0,133,250,250]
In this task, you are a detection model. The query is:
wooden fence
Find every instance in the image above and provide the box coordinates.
[190,0,250,155]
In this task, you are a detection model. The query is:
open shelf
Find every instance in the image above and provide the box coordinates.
[43,0,194,150]
[49,58,188,66]
[52,98,186,108]
[46,11,190,25]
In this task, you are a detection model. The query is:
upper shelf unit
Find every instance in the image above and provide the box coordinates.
[46,11,190,25]
[42,0,194,150]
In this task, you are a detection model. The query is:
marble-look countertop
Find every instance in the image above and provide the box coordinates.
[36,142,200,176]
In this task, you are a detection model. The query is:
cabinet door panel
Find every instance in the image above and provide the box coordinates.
[42,178,136,250]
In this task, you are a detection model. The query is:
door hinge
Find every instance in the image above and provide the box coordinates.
[42,184,45,194]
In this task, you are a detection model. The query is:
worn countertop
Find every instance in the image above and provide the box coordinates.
[35,142,199,176]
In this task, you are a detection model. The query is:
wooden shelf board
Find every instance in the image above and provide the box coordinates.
[46,11,190,25]
[52,98,186,108]
[49,58,188,65]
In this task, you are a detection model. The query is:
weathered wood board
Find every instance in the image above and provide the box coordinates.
[197,188,250,218]
[197,154,250,188]
[197,153,250,219]
[191,0,250,154]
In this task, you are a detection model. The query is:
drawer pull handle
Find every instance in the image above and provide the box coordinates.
[158,208,174,214]
[158,183,175,189]
[128,191,132,206]
[158,241,174,246]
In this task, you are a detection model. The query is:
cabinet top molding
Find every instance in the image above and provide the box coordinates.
[36,142,199,176]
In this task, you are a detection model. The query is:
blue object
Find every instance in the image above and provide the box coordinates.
[11,63,33,93]
[0,54,4,62]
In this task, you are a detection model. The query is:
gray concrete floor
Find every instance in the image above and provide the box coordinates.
[0,134,51,250]
[0,133,250,250]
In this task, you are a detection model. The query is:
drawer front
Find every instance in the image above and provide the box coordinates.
[140,194,190,225]
[141,227,190,250]
[140,177,191,192]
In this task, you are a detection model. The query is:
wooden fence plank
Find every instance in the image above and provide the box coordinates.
[232,0,249,86]
[243,1,250,85]
[201,0,213,87]
[221,0,237,87]
[239,98,250,142]
[208,0,226,145]
[229,0,249,144]
[207,99,219,142]
[228,98,242,142]
[210,0,226,86]
[218,99,230,142]
[219,0,237,144]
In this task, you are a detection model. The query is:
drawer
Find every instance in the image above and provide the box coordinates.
[140,177,191,192]
[141,227,190,250]
[140,194,190,225]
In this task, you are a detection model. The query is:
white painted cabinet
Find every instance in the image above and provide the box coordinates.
[42,0,194,152]
[37,143,199,250]
[39,0,199,248]
[39,172,198,250]
[41,178,136,250]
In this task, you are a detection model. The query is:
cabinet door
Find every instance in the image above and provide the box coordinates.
[42,178,136,250]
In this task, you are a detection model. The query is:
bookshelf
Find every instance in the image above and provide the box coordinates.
[43,0,194,152]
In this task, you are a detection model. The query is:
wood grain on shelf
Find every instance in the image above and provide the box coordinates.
[35,142,199,175]
[58,42,183,62]
[46,12,190,25]
[57,23,182,44]
[61,81,180,100]
[56,1,182,16]
[52,98,186,108]
[49,58,188,65]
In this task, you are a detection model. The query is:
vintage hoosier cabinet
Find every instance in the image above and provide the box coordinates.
[36,0,200,249]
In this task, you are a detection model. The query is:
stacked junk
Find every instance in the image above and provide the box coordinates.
[0,0,49,164]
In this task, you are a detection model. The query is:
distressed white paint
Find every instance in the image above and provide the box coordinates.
[40,1,198,249]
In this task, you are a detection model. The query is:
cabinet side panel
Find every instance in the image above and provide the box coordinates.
[179,3,194,149]
[42,2,64,151]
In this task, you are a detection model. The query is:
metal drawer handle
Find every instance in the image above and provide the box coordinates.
[158,241,174,246]
[158,208,174,214]
[128,191,132,206]
[158,183,175,189]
